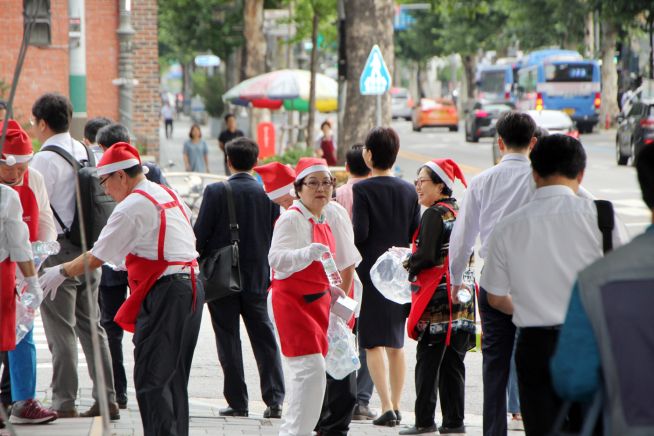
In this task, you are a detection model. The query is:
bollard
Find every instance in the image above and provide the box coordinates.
[605,113,611,130]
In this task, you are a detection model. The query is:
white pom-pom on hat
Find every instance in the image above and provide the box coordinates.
[142,165,150,175]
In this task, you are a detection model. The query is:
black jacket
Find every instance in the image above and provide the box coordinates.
[194,172,280,294]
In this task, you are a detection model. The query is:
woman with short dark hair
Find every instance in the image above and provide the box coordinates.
[352,127,420,427]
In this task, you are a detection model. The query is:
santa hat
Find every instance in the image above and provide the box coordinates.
[294,157,330,181]
[97,142,149,176]
[424,158,467,190]
[254,162,296,200]
[0,120,32,166]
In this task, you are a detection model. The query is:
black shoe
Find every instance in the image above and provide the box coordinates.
[219,407,248,417]
[399,425,437,435]
[395,409,402,424]
[80,402,120,420]
[438,425,466,434]
[263,405,282,419]
[372,410,397,427]
[117,394,127,410]
[352,404,377,420]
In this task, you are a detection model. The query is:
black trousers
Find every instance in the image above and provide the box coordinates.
[316,371,357,436]
[515,328,580,436]
[164,119,173,138]
[479,287,516,436]
[354,320,374,406]
[99,284,128,403]
[207,291,284,410]
[0,352,10,405]
[414,330,469,428]
[133,278,203,436]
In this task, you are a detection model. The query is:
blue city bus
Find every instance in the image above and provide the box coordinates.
[476,64,517,104]
[516,49,601,133]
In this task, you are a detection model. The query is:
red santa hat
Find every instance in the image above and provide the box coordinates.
[294,157,330,181]
[254,162,296,200]
[0,120,33,166]
[423,158,467,190]
[97,142,149,176]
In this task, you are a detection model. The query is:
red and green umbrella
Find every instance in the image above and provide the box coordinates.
[223,69,338,113]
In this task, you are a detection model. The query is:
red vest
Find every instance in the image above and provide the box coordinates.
[271,207,336,357]
[115,185,197,333]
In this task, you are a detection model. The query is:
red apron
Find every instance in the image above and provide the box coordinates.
[407,202,457,345]
[114,185,197,333]
[320,138,337,166]
[1,171,40,351]
[271,207,336,357]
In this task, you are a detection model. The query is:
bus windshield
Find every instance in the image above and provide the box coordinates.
[479,70,506,93]
[544,63,593,82]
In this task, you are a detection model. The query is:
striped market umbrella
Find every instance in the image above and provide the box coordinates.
[223,69,338,113]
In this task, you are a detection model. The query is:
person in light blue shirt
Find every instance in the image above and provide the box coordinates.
[551,144,654,435]
[183,124,209,173]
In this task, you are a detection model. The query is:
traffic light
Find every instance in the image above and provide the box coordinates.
[23,0,51,46]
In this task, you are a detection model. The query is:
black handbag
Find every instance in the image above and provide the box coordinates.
[199,180,242,303]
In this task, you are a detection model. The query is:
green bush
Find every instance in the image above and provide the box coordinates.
[260,146,314,166]
[192,70,225,118]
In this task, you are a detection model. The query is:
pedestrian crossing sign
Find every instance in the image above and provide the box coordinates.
[359,45,392,95]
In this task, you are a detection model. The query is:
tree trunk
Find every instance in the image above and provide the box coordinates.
[584,11,595,58]
[649,14,654,80]
[342,0,394,151]
[307,11,319,149]
[599,19,619,128]
[462,54,476,102]
[243,0,266,78]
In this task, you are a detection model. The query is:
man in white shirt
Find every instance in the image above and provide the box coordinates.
[480,134,627,435]
[448,111,537,436]
[29,93,117,419]
[40,142,203,436]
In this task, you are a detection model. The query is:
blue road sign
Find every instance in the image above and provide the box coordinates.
[195,54,221,68]
[359,45,392,96]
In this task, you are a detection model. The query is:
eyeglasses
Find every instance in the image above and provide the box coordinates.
[99,172,116,186]
[414,177,432,187]
[29,117,36,127]
[302,179,335,190]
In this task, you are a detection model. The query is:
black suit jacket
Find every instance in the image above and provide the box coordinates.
[194,172,280,294]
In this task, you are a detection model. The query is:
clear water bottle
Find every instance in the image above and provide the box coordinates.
[15,301,35,344]
[457,268,475,304]
[32,240,61,256]
[320,251,342,287]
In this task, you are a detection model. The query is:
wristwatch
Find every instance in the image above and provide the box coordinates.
[59,265,71,278]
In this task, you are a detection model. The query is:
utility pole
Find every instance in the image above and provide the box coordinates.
[68,0,87,138]
[116,0,136,135]
[336,0,346,162]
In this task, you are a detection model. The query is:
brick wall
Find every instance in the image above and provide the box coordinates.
[131,0,160,155]
[0,0,70,124]
[85,0,119,122]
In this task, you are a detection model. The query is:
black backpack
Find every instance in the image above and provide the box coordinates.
[41,143,116,248]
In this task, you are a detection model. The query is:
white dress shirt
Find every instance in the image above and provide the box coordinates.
[0,185,32,263]
[449,153,595,285]
[269,200,361,280]
[91,179,198,277]
[480,185,628,327]
[30,133,89,234]
[23,169,57,242]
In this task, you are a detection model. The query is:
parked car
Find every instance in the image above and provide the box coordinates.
[491,109,579,164]
[616,96,654,166]
[391,87,413,121]
[464,101,513,142]
[412,98,459,132]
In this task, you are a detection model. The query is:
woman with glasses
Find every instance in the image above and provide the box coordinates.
[352,127,420,427]
[400,159,475,435]
[268,157,350,436]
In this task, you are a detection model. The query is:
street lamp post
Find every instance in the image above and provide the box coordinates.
[116,0,136,134]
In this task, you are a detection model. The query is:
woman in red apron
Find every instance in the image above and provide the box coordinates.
[268,158,344,436]
[314,121,337,166]
[401,159,475,436]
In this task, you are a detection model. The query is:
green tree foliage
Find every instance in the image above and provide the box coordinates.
[192,72,225,117]
[286,0,338,48]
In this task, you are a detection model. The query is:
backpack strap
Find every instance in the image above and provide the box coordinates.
[41,145,82,170]
[594,200,615,254]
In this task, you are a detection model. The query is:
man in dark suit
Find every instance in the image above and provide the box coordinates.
[194,137,285,418]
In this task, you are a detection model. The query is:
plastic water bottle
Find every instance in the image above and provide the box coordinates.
[457,268,475,304]
[32,240,61,256]
[320,252,342,286]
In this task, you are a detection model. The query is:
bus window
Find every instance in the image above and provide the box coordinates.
[479,70,506,94]
[544,63,594,82]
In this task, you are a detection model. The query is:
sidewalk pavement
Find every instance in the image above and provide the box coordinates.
[0,388,525,436]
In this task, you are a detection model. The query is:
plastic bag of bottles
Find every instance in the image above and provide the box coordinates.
[370,247,412,305]
[15,241,60,344]
[325,314,360,380]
